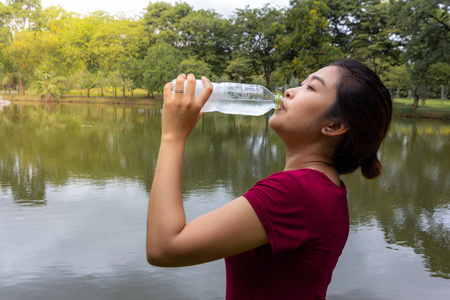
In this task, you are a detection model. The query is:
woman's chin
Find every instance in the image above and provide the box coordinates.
[268,114,280,131]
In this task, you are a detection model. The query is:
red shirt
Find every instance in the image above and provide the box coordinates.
[225,169,349,300]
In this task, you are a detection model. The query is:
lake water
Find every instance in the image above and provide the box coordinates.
[1,103,449,299]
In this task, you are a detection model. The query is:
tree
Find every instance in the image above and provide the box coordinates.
[59,14,106,74]
[225,56,253,83]
[6,30,41,92]
[141,41,182,97]
[179,56,212,78]
[230,5,283,88]
[350,0,402,75]
[122,58,145,99]
[29,69,66,101]
[0,58,17,95]
[0,2,13,46]
[427,62,450,105]
[107,70,122,98]
[91,18,148,73]
[113,58,140,98]
[144,1,192,46]
[178,9,232,77]
[382,64,412,98]
[2,0,43,34]
[76,70,96,97]
[391,0,449,108]
[324,0,363,54]
[38,6,81,77]
[275,0,341,83]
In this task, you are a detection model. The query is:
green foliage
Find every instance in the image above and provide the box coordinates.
[107,70,122,97]
[142,41,182,97]
[230,5,283,88]
[0,0,447,103]
[144,1,192,46]
[178,9,231,76]
[382,64,413,98]
[2,0,43,34]
[179,56,212,78]
[225,56,254,83]
[0,58,18,94]
[350,1,402,75]
[276,0,341,83]
[323,0,363,54]
[391,0,449,106]
[29,69,66,100]
[427,62,450,88]
[427,62,450,101]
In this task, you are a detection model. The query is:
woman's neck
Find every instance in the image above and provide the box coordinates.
[283,147,341,186]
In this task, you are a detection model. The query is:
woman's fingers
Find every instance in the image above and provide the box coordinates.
[161,74,210,140]
[164,73,212,114]
[163,82,172,99]
[174,74,186,98]
[185,74,196,98]
[198,76,213,107]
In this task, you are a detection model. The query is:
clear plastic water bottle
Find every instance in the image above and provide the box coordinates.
[171,79,280,116]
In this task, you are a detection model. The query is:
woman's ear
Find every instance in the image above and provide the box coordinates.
[322,122,349,136]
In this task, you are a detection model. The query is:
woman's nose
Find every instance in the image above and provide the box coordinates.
[285,89,293,99]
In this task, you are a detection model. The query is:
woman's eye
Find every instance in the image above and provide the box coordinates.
[299,83,314,91]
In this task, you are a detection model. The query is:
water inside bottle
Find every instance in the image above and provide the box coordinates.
[202,98,276,116]
[171,79,278,116]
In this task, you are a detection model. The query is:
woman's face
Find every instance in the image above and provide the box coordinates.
[269,66,342,144]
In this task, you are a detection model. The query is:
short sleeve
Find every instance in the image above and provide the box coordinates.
[243,171,312,256]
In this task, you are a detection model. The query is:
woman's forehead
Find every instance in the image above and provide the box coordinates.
[308,66,341,87]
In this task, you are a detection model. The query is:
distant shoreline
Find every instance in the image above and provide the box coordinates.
[3,95,450,120]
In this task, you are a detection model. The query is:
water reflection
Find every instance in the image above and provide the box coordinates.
[341,118,450,279]
[0,103,449,298]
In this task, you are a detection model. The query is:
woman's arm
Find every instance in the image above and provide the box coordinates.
[146,74,268,267]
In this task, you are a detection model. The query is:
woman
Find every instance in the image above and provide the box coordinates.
[146,59,392,299]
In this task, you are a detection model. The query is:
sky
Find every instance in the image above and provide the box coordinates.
[38,0,291,19]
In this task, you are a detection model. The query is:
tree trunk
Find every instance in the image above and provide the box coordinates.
[395,87,400,98]
[412,90,419,109]
[101,86,104,97]
[131,89,134,99]
[87,88,90,97]
[20,78,25,95]
[122,86,126,98]
[441,84,445,108]
[264,73,271,89]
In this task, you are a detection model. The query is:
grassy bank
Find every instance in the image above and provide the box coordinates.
[393,98,450,120]
[2,88,163,105]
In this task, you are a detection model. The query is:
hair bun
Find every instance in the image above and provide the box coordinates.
[360,155,382,179]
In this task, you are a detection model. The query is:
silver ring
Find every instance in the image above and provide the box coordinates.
[174,89,184,93]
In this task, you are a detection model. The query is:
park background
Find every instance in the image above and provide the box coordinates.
[0,0,448,116]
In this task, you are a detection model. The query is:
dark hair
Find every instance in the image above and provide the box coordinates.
[324,59,392,179]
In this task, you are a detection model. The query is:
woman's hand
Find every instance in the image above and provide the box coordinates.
[161,74,213,142]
